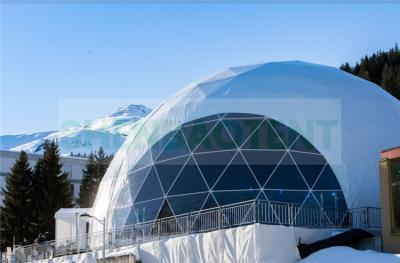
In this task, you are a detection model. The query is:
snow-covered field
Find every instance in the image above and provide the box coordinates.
[0,104,151,156]
[299,246,400,263]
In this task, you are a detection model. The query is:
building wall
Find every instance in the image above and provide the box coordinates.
[0,150,87,206]
[380,147,400,253]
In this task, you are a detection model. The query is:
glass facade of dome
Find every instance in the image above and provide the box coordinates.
[111,113,346,227]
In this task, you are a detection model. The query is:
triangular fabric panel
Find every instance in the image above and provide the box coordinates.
[291,152,327,188]
[155,155,189,193]
[181,120,218,151]
[134,167,164,203]
[222,118,263,147]
[195,122,237,153]
[194,150,236,188]
[242,120,286,150]
[290,135,320,154]
[168,192,208,216]
[214,153,259,190]
[242,150,286,186]
[157,129,190,162]
[313,165,341,190]
[264,153,308,190]
[268,119,299,148]
[168,157,209,195]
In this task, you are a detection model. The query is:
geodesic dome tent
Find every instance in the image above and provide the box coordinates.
[92,61,400,231]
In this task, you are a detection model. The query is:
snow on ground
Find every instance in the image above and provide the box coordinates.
[299,246,400,263]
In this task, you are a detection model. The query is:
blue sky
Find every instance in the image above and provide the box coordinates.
[1,1,399,135]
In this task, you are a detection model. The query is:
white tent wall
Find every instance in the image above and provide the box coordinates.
[36,224,335,263]
[92,61,400,233]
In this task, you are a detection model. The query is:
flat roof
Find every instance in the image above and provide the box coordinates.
[0,150,87,165]
[381,146,400,160]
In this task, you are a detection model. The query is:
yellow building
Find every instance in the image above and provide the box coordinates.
[380,146,400,253]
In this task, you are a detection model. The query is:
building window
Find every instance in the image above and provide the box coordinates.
[390,158,400,233]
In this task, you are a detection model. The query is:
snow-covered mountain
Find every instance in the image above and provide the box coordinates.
[0,104,151,156]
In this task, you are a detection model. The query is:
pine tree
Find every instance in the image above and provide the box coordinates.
[0,151,34,247]
[78,153,97,208]
[31,140,72,240]
[78,147,112,208]
[340,44,400,100]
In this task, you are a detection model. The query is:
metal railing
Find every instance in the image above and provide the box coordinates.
[13,200,381,262]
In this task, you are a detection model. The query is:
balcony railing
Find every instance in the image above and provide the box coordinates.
[12,200,381,262]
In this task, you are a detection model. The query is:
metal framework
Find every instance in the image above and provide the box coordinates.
[12,199,380,262]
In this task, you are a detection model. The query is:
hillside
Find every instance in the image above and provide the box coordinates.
[0,104,151,156]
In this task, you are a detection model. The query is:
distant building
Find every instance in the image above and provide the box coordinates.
[0,150,87,206]
[380,146,400,253]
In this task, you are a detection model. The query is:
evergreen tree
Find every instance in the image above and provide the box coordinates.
[78,147,112,208]
[31,140,72,240]
[0,151,34,247]
[340,44,400,100]
[78,153,97,208]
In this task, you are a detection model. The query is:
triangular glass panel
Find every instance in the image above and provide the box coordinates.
[150,130,177,162]
[182,114,219,126]
[194,150,236,188]
[268,119,299,148]
[134,167,164,203]
[128,166,152,201]
[181,120,218,151]
[214,153,259,190]
[115,183,132,208]
[111,206,132,228]
[242,120,286,150]
[264,153,308,190]
[313,165,341,190]
[155,155,189,193]
[201,193,219,210]
[156,130,190,162]
[242,150,286,186]
[157,199,174,219]
[223,118,263,147]
[168,192,208,216]
[168,157,209,195]
[290,135,320,154]
[132,150,152,171]
[291,152,326,188]
[133,198,164,223]
[293,193,328,227]
[313,190,347,210]
[224,113,263,119]
[264,190,308,205]
[213,190,259,206]
[195,122,237,153]
[125,207,139,226]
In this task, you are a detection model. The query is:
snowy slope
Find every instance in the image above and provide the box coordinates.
[0,131,55,150]
[299,246,400,263]
[1,104,151,156]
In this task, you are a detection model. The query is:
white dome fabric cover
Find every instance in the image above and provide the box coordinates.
[92,61,400,230]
